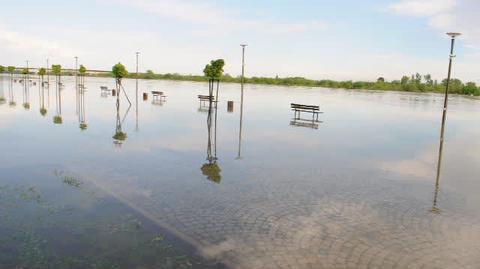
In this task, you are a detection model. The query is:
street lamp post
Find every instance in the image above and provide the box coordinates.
[46,58,50,87]
[432,32,461,213]
[75,56,78,85]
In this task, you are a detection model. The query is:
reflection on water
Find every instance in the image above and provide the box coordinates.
[0,76,479,269]
[201,99,221,183]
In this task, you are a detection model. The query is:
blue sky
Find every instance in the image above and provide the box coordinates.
[0,0,479,82]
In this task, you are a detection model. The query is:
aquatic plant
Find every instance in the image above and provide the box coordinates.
[39,107,47,116]
[61,176,82,188]
[79,123,88,130]
[23,103,31,110]
[201,163,221,183]
[0,96,5,103]
[113,131,127,141]
[9,101,16,107]
[53,115,63,124]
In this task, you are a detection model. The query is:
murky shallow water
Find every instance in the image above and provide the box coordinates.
[0,75,479,269]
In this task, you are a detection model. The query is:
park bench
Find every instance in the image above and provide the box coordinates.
[100,86,112,97]
[198,95,217,112]
[291,103,322,122]
[151,91,167,101]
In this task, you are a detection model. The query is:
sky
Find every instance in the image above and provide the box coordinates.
[0,0,479,82]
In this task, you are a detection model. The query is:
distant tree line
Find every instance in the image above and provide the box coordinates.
[1,64,479,96]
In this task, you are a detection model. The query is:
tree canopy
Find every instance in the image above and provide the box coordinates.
[112,63,128,79]
[38,68,46,76]
[51,65,62,75]
[0,66,4,73]
[79,65,87,74]
[22,68,29,75]
[203,59,225,79]
[7,66,15,73]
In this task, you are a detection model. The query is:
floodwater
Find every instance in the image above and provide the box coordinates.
[0,75,479,269]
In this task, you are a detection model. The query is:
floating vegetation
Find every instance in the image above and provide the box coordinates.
[9,101,16,107]
[54,170,82,188]
[201,163,222,183]
[39,107,47,116]
[0,96,5,103]
[113,131,127,141]
[23,103,30,110]
[79,123,88,131]
[53,115,63,124]
[62,176,82,188]
[0,173,195,269]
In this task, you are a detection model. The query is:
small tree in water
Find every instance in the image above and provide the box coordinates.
[79,65,87,86]
[203,59,225,102]
[112,63,129,143]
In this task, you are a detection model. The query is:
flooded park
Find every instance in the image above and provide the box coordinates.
[0,75,479,269]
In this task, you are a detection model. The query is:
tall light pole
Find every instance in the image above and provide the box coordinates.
[135,51,140,131]
[46,58,50,86]
[237,44,247,159]
[75,56,79,115]
[74,56,78,85]
[432,32,461,213]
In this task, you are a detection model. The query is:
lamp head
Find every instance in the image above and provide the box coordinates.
[447,32,461,39]
[240,44,248,47]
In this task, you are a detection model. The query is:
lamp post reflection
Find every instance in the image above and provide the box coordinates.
[237,44,247,159]
[0,73,5,105]
[79,90,87,130]
[53,79,63,124]
[201,100,221,183]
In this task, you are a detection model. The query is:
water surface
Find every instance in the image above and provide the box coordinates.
[0,75,479,269]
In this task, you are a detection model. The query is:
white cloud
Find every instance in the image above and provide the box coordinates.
[389,0,480,51]
[0,24,76,59]
[107,0,327,35]
[389,0,457,16]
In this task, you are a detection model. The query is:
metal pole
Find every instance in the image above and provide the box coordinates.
[46,58,50,87]
[433,32,460,213]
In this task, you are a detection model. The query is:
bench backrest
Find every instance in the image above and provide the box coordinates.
[198,95,215,100]
[291,103,319,110]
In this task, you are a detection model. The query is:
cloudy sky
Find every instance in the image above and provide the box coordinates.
[0,0,479,82]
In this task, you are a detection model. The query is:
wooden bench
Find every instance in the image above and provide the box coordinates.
[152,91,167,101]
[291,103,322,122]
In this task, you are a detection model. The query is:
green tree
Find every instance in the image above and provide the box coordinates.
[7,66,16,73]
[463,82,477,95]
[0,65,4,73]
[442,78,464,94]
[79,65,87,75]
[38,68,46,77]
[377,77,385,83]
[145,70,155,79]
[203,59,225,79]
[51,65,62,75]
[22,68,29,75]
[112,63,128,80]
